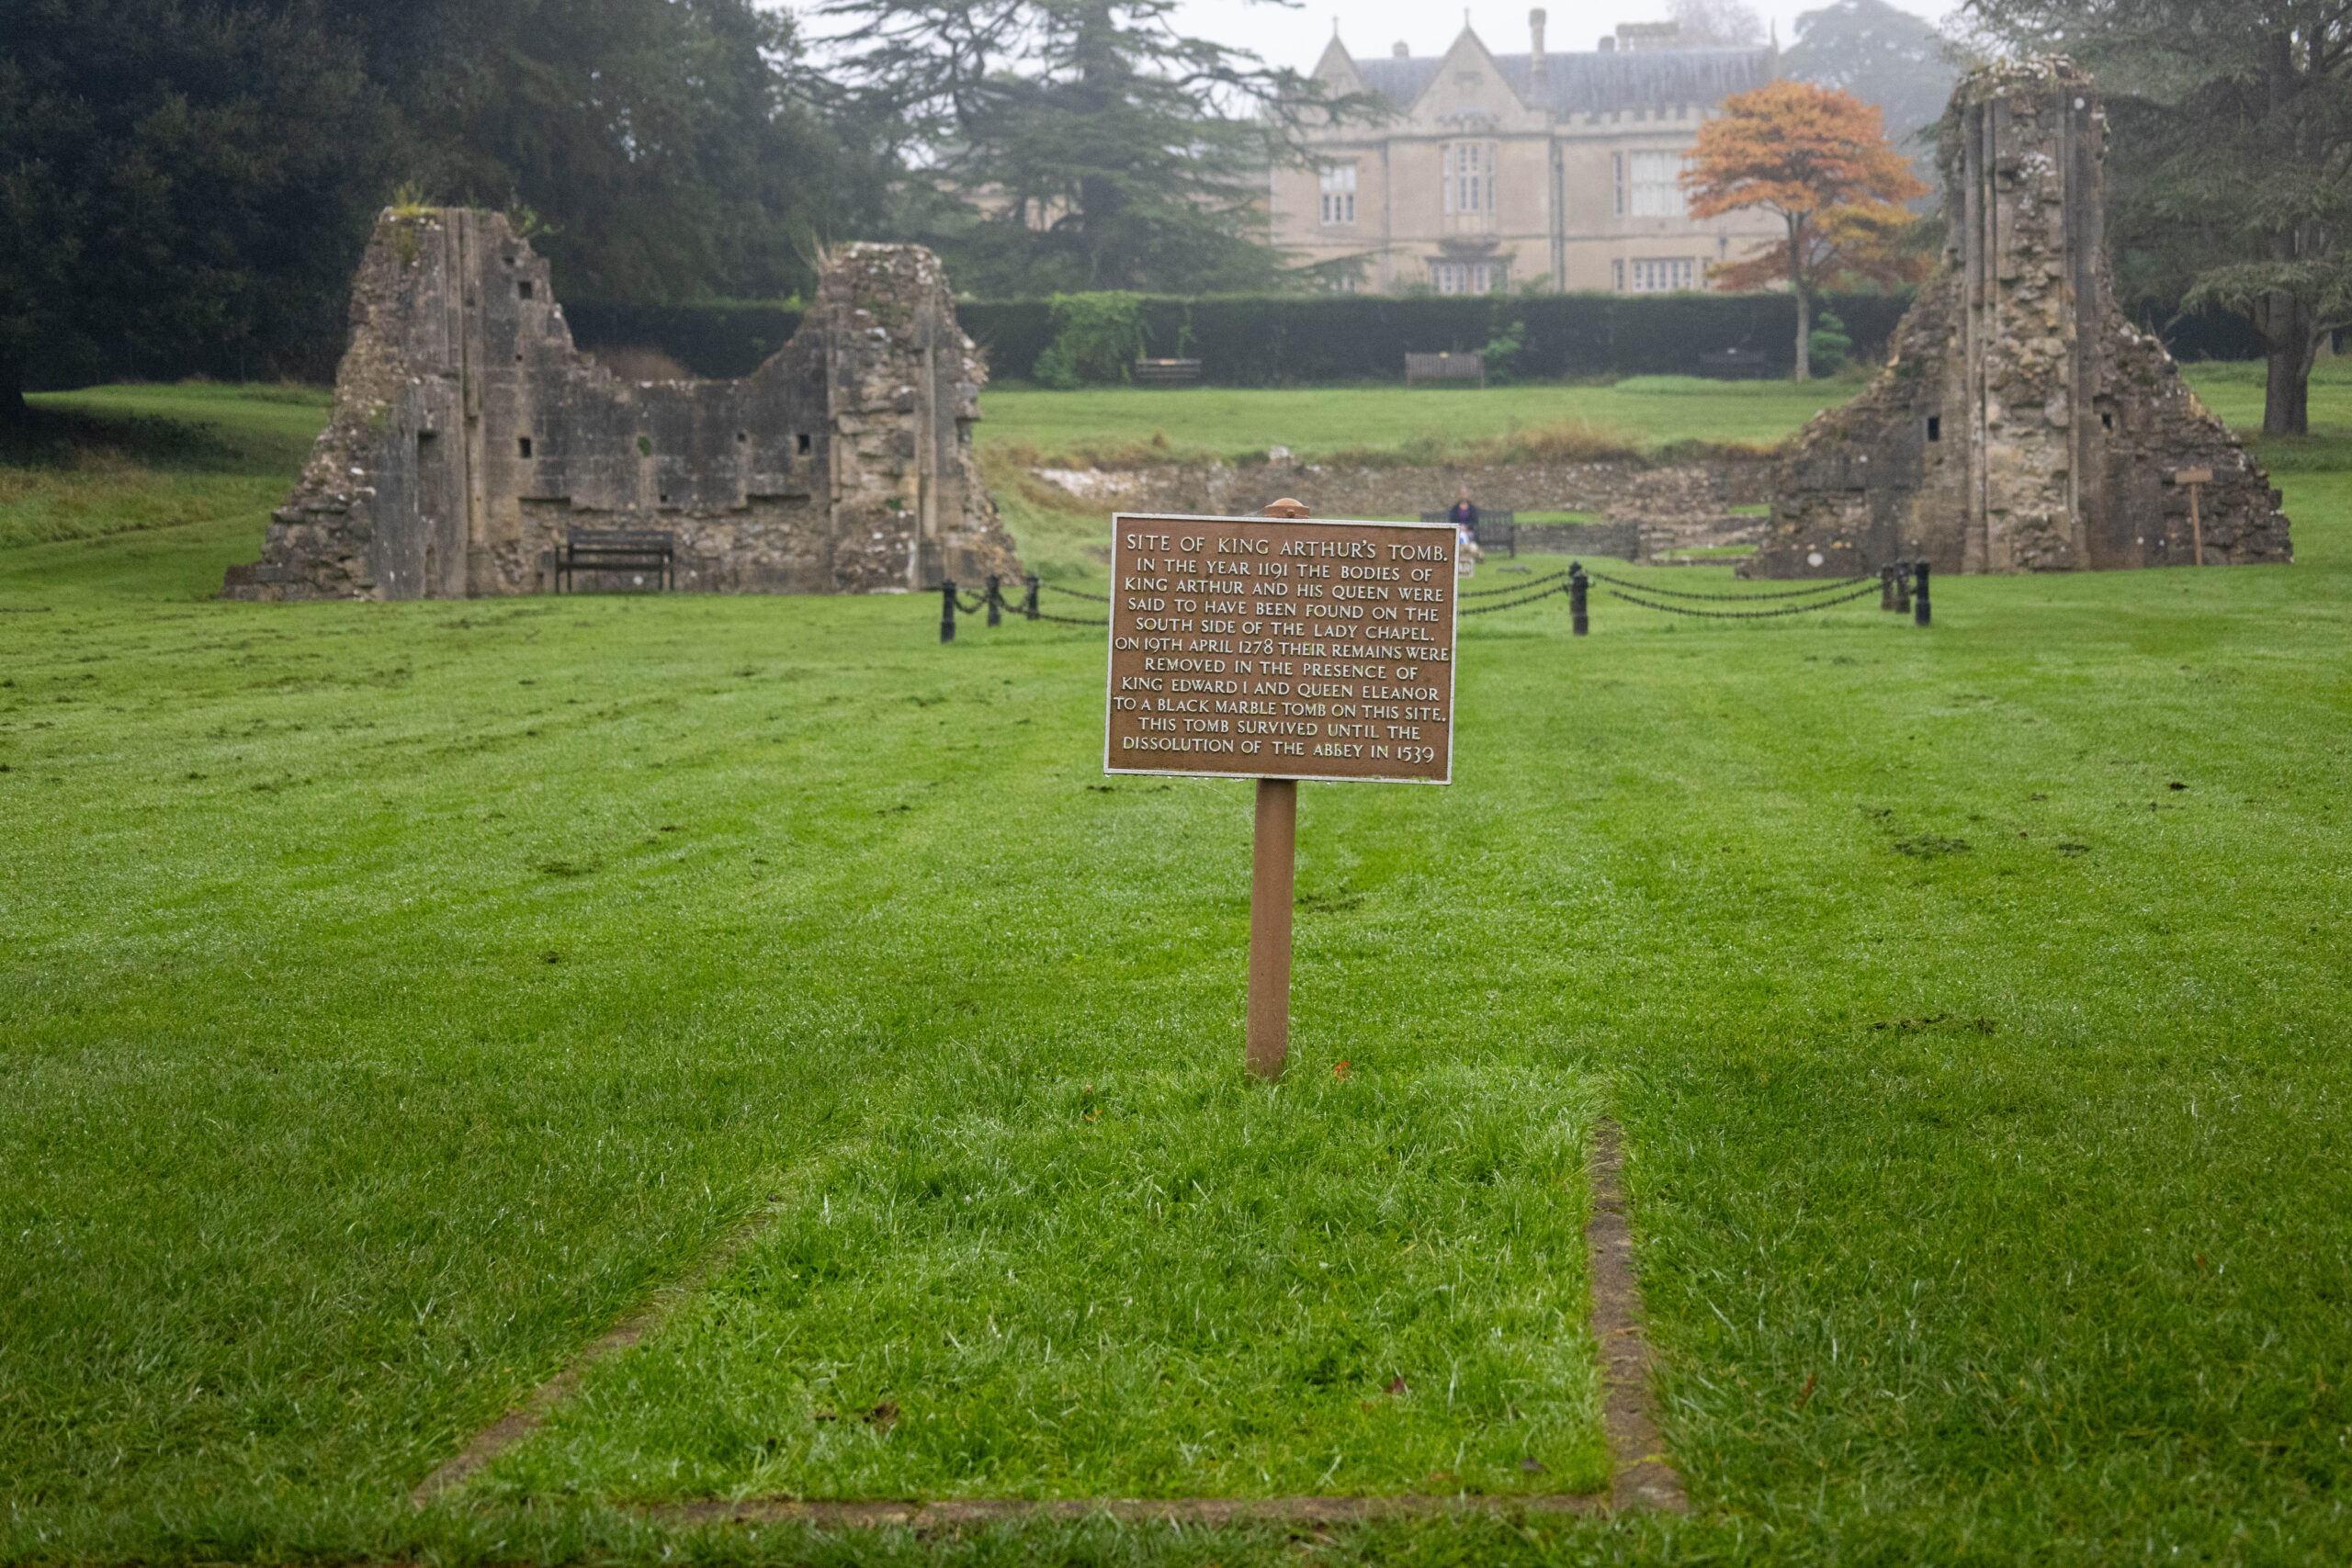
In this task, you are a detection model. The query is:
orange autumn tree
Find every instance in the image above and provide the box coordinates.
[1682,79,1928,380]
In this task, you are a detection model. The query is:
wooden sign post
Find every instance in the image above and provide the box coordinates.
[1104,502,1461,1080]
[2174,468,2212,565]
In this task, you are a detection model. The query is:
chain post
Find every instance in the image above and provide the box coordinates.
[1023,573,1040,620]
[1913,560,1931,627]
[1569,562,1589,636]
[986,573,1002,627]
[940,579,956,644]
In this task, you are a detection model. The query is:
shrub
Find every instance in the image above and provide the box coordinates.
[1032,293,1148,389]
[1808,308,1852,373]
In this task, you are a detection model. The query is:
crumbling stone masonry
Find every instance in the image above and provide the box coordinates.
[225,209,1019,600]
[1756,59,2290,578]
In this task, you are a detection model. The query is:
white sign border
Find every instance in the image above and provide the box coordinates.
[1101,511,1462,786]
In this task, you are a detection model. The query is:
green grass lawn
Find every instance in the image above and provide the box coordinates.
[3,377,2349,1563]
[976,376,1865,463]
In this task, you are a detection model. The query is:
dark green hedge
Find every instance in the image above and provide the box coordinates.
[562,300,806,379]
[561,289,1916,385]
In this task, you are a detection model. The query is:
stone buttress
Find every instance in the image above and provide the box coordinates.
[1755,59,2290,578]
[225,211,1019,600]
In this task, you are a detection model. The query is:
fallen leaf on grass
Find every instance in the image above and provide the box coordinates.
[1386,1375,1408,1395]
[866,1402,899,1431]
[1520,1457,1546,1473]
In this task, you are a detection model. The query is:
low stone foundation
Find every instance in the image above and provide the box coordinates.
[1031,457,1765,559]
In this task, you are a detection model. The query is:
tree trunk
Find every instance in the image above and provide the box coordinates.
[1793,281,1813,384]
[1789,213,1811,382]
[2259,289,2311,436]
[2256,30,2310,435]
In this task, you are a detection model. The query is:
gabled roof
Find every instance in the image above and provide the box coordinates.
[1497,48,1777,115]
[1333,37,1776,119]
[1353,53,1442,108]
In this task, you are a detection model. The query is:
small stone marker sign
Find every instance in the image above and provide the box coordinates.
[1104,512,1459,784]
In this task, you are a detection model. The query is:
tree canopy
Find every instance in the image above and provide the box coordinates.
[1684,79,1929,379]
[1785,0,1963,184]
[817,0,1371,298]
[1,0,390,414]
[1,0,842,413]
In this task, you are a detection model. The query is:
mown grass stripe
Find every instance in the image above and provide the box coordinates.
[411,1187,794,1506]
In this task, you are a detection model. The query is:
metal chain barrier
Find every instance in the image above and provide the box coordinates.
[1458,582,1570,616]
[1600,581,1884,619]
[1459,570,1569,598]
[1583,570,1874,603]
[1040,581,1112,603]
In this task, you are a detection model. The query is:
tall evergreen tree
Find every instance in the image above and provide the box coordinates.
[1963,0,2352,434]
[331,0,843,302]
[0,0,389,416]
[819,0,1370,297]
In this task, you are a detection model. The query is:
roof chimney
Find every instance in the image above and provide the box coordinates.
[1393,39,1409,57]
[1529,9,1548,95]
[1598,34,1615,51]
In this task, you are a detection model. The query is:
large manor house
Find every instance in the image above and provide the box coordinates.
[1277,12,1787,295]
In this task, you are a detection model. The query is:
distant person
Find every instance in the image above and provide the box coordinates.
[1449,486,1483,576]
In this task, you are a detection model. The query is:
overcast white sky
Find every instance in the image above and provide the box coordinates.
[1162,0,1960,71]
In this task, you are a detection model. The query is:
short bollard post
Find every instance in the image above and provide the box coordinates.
[1894,559,1912,615]
[940,579,956,644]
[1913,560,1931,626]
[986,573,1002,627]
[1023,573,1040,620]
[1880,563,1898,611]
[1569,561,1590,636]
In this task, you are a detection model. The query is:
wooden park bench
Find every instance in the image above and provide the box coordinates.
[1405,351,1485,389]
[555,526,675,592]
[1133,357,1203,385]
[1422,509,1517,558]
[1697,346,1777,380]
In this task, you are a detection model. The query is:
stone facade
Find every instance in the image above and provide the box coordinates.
[1288,16,1786,296]
[225,209,1018,601]
[1756,59,2290,578]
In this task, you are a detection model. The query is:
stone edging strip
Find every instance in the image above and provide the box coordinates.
[1586,1117,1689,1513]
[659,1494,1604,1529]
[415,1115,1686,1522]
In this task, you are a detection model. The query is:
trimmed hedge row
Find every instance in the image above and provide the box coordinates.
[564,289,2264,386]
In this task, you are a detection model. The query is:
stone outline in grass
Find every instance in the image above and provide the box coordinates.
[413,1118,1686,1520]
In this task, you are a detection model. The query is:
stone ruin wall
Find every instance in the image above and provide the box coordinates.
[1756,58,2290,578]
[225,210,1020,601]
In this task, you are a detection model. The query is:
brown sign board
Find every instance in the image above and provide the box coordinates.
[1103,512,1460,784]
[2173,468,2213,485]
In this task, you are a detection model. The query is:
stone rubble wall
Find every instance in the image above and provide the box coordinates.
[1757,58,2290,578]
[226,213,1018,601]
[1033,457,1769,559]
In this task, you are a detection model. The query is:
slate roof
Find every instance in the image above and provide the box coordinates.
[1352,46,1776,118]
